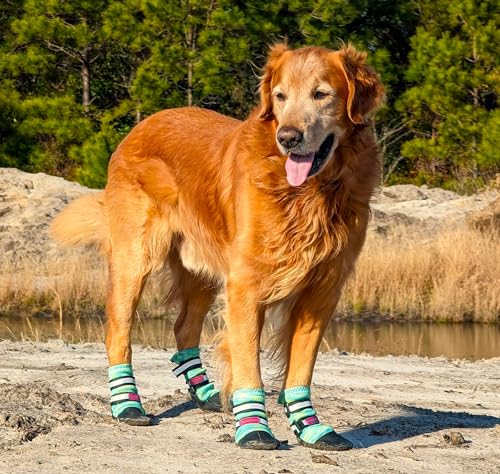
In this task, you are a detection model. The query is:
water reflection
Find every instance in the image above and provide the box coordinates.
[1,316,499,361]
[323,320,500,360]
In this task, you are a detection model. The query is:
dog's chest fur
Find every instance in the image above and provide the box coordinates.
[248,183,367,302]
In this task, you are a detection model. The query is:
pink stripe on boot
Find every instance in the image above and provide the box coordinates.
[303,415,319,426]
[189,374,208,386]
[128,393,141,402]
[239,416,261,426]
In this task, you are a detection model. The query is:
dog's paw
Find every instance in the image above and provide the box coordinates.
[113,407,152,426]
[191,391,223,413]
[298,431,353,451]
[237,430,280,450]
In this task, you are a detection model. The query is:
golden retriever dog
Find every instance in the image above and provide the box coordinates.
[52,43,384,451]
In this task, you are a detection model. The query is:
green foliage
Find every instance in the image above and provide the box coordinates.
[0,81,33,168]
[72,125,120,188]
[397,0,499,190]
[0,0,498,191]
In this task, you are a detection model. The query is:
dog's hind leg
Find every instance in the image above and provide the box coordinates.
[105,185,161,426]
[167,251,222,412]
[278,289,353,451]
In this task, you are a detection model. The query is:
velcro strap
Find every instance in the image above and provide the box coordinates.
[233,402,266,415]
[110,392,141,404]
[284,399,313,415]
[294,415,320,432]
[236,416,269,428]
[109,376,136,389]
[188,374,209,387]
[172,358,202,377]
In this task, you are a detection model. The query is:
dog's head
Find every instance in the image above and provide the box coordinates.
[258,44,384,187]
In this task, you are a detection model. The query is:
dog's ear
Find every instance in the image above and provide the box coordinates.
[336,44,385,124]
[258,43,289,120]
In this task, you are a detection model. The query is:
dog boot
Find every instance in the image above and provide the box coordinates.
[279,386,353,451]
[109,363,151,426]
[232,388,279,450]
[171,347,222,412]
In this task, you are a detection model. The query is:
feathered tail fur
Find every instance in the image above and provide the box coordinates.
[50,192,109,253]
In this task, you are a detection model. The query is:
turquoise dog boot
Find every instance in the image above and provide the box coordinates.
[280,386,352,451]
[108,363,151,426]
[232,388,279,450]
[171,347,222,412]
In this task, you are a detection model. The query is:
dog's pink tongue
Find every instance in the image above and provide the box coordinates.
[285,152,314,187]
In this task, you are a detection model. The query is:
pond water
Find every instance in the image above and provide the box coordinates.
[1,315,499,361]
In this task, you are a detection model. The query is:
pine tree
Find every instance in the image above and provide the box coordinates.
[0,0,32,168]
[0,0,111,176]
[2,0,495,192]
[397,0,499,191]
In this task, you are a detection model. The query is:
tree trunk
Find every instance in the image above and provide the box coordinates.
[81,50,90,113]
[471,34,478,168]
[185,16,197,107]
[187,60,193,107]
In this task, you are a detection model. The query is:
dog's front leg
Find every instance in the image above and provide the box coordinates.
[279,292,353,451]
[223,276,279,450]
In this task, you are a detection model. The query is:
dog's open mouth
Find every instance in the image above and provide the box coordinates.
[285,134,335,187]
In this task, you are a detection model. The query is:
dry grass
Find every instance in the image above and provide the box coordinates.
[339,227,500,322]
[0,227,499,326]
[0,252,170,320]
[0,254,102,318]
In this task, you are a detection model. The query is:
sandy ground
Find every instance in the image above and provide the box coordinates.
[0,341,499,474]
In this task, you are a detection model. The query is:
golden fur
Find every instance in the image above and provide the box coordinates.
[52,44,384,403]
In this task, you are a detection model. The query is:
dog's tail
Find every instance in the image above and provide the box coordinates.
[50,192,109,253]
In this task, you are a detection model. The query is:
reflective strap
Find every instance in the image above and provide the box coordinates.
[236,416,269,428]
[293,414,320,432]
[110,392,141,403]
[233,402,266,415]
[172,358,202,377]
[109,377,136,389]
[285,400,313,413]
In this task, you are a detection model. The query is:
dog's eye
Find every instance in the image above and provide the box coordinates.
[275,92,286,101]
[313,91,328,100]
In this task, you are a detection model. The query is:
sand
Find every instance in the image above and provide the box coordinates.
[0,340,499,473]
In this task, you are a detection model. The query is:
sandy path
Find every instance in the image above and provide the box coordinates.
[0,340,499,473]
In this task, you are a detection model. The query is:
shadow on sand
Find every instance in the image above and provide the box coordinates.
[343,404,500,448]
[148,400,197,424]
[150,400,499,450]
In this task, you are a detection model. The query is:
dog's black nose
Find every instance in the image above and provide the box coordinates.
[277,127,304,150]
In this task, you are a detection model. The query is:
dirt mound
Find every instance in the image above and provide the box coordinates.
[0,383,107,448]
[0,168,95,265]
[370,184,498,234]
[467,196,500,232]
